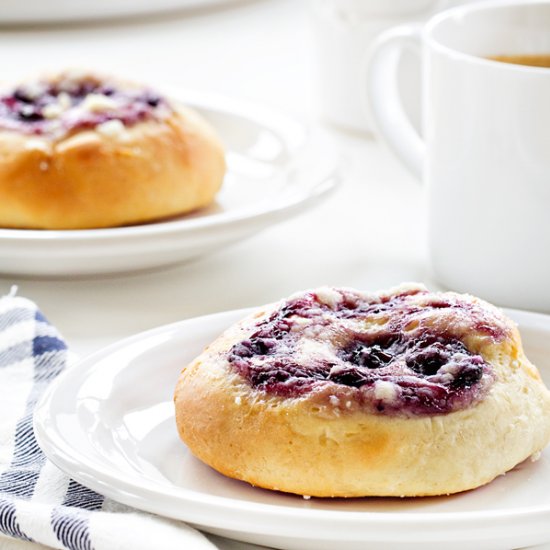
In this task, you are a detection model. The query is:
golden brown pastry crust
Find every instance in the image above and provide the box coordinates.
[174,285,550,497]
[0,78,225,229]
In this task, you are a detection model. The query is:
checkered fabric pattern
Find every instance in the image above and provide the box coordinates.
[0,289,214,550]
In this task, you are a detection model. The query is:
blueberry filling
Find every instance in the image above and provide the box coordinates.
[228,288,502,416]
[339,335,397,370]
[406,341,451,376]
[0,76,169,136]
[327,365,375,387]
[241,359,328,395]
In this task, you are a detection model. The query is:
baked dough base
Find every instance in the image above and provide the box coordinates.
[174,288,550,497]
[0,105,225,229]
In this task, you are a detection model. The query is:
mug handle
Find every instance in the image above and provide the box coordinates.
[367,24,425,181]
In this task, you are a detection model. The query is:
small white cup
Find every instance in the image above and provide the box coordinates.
[308,0,478,134]
[368,0,550,312]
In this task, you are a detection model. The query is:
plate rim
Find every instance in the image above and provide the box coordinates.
[0,0,254,24]
[33,306,550,542]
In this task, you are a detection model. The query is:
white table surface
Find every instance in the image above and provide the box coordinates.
[0,1,545,549]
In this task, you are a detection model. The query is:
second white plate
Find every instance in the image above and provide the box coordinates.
[0,92,337,277]
[0,0,253,24]
[34,307,550,550]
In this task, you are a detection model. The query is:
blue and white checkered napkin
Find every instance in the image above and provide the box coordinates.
[0,290,216,550]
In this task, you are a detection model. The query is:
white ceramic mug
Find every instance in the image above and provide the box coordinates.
[368,0,550,312]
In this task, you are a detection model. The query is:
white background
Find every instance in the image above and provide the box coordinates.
[0,1,543,549]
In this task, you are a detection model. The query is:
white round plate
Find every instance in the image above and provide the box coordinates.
[0,92,337,277]
[34,307,550,550]
[0,0,252,24]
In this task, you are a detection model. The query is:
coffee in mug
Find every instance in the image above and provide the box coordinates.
[489,54,550,68]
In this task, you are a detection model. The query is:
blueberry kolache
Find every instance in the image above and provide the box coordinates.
[174,284,550,497]
[0,71,225,229]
